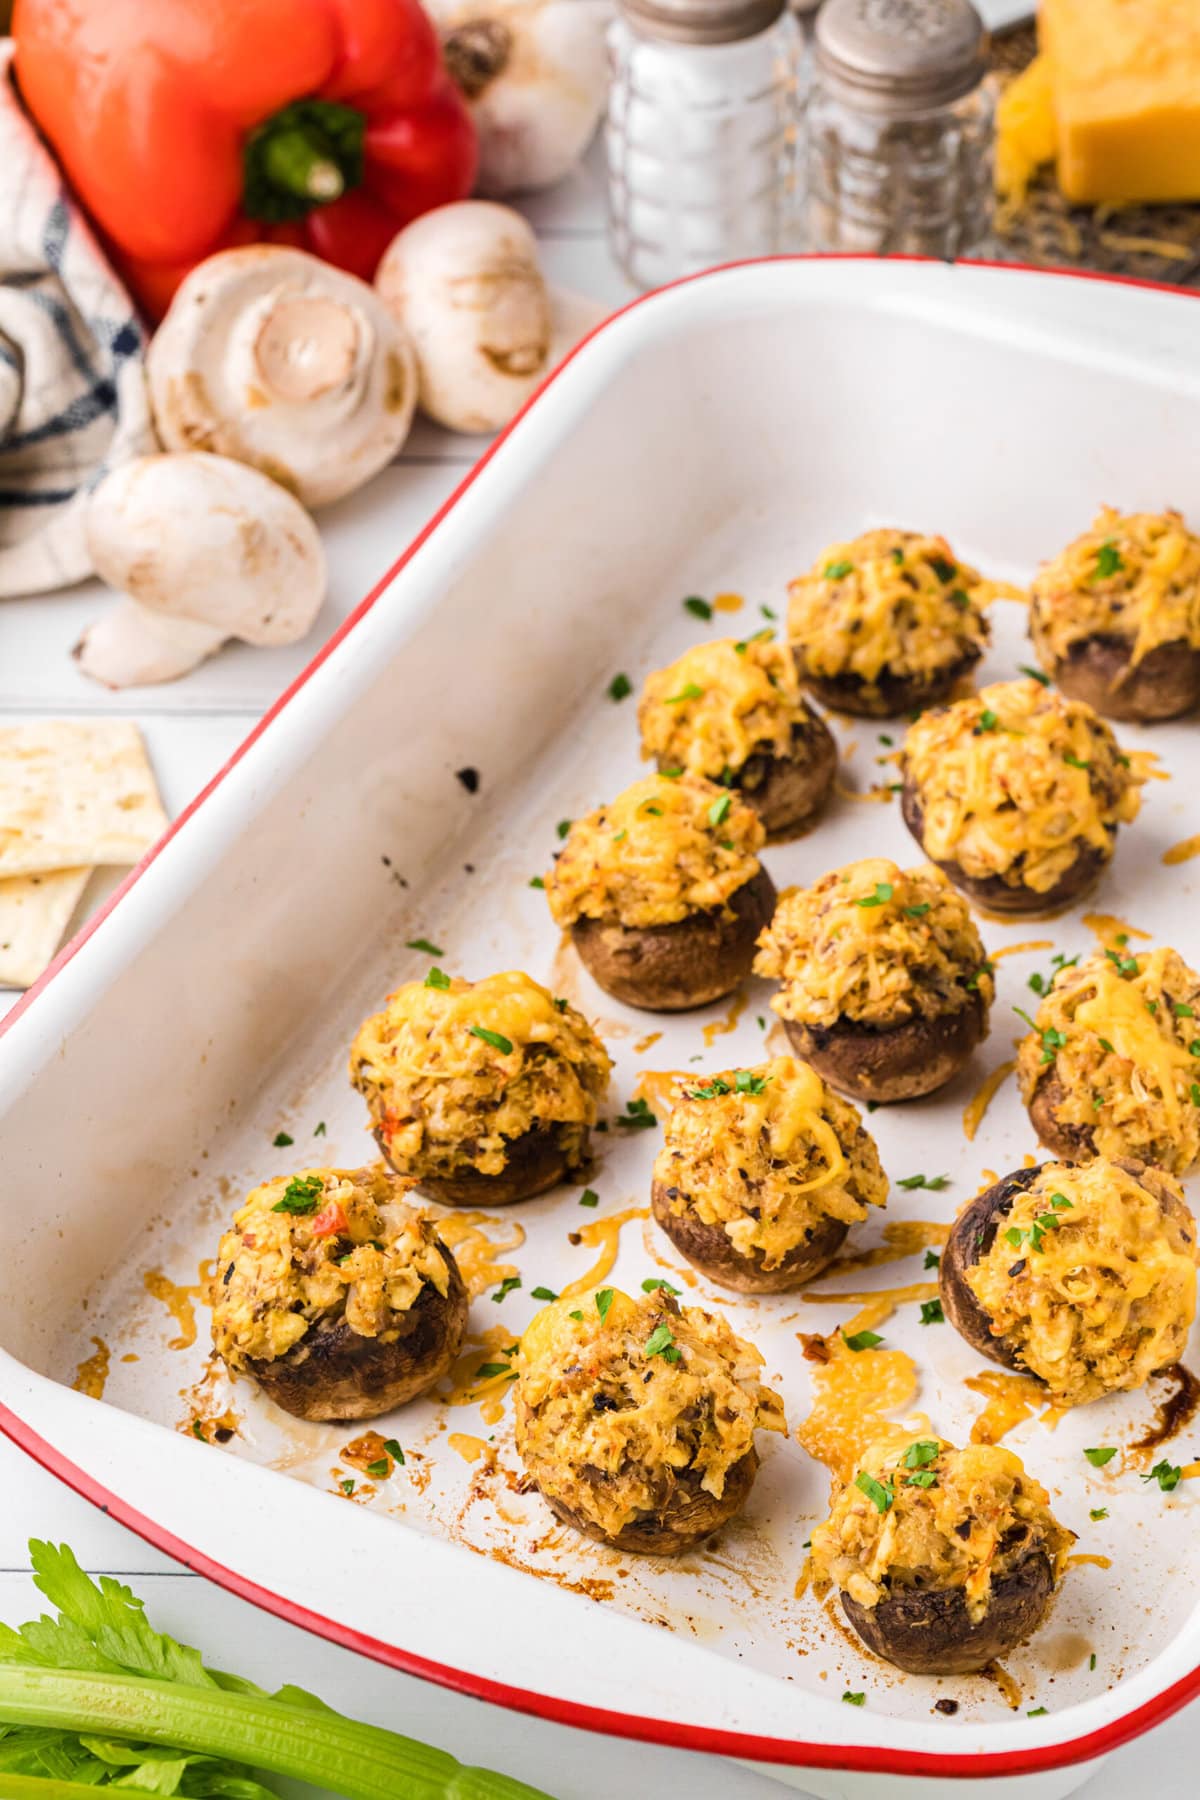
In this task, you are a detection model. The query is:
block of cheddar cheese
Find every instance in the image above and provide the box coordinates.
[1040,0,1200,204]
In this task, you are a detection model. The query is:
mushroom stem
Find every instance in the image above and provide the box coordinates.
[74,598,229,689]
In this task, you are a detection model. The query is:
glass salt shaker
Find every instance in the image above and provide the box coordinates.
[606,0,801,290]
[807,0,994,258]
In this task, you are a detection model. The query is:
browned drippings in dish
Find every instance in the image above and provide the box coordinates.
[72,1336,110,1399]
[1130,1363,1200,1458]
[985,1661,1022,1710]
[963,1060,1015,1141]
[440,1325,520,1424]
[342,1429,393,1472]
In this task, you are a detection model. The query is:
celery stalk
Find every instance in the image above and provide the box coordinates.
[0,1664,550,1800]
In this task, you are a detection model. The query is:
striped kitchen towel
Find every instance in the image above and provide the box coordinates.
[0,42,156,597]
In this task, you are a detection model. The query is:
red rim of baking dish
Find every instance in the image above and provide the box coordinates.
[2,253,1198,1779]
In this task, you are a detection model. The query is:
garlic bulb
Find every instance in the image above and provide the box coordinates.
[435,0,609,195]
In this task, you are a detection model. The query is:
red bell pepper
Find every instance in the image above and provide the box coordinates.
[311,1200,351,1239]
[13,0,478,319]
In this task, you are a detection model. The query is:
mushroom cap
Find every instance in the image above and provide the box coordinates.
[376,201,561,434]
[85,452,326,647]
[147,246,417,509]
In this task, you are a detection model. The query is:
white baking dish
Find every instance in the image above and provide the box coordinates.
[2,259,1199,1798]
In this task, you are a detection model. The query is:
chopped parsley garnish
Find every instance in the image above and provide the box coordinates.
[1084,1446,1117,1467]
[645,1322,681,1362]
[918,1299,945,1325]
[1105,946,1139,979]
[529,875,545,889]
[476,1363,516,1380]
[313,1121,326,1136]
[616,1097,658,1131]
[666,682,704,704]
[1027,1707,1048,1718]
[1063,752,1091,771]
[383,1439,404,1464]
[530,1285,558,1302]
[1190,1042,1200,1059]
[1191,1083,1200,1106]
[1141,1459,1182,1492]
[842,1328,883,1352]
[733,627,773,653]
[595,1288,615,1323]
[948,588,971,610]
[897,1173,949,1191]
[340,1479,355,1496]
[406,937,444,956]
[492,1275,522,1302]
[608,672,632,701]
[271,1175,324,1215]
[902,1440,939,1469]
[272,1131,293,1147]
[854,1471,893,1513]
[1014,1005,1066,1064]
[1089,1507,1108,1521]
[683,595,712,619]
[469,1024,514,1054]
[823,559,854,579]
[425,966,452,990]
[1089,1653,1097,1671]
[929,556,957,583]
[903,902,930,917]
[553,996,568,1012]
[855,881,894,908]
[735,1069,769,1094]
[842,1691,866,1706]
[976,708,999,732]
[1049,1192,1073,1209]
[923,1249,941,1270]
[556,818,572,839]
[579,1188,600,1207]
[761,603,777,620]
[1093,540,1124,580]
[568,1310,583,1321]
[642,1278,681,1295]
[1098,1038,1116,1054]
[891,547,904,564]
[1018,664,1051,686]
[906,1471,938,1489]
[708,793,732,828]
[366,1458,390,1478]
[1175,1002,1195,1018]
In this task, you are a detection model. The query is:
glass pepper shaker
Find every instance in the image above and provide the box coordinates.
[806,0,994,258]
[605,0,801,291]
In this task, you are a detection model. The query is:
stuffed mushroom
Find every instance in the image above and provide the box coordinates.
[939,1158,1197,1409]
[810,1434,1072,1675]
[637,635,836,837]
[754,859,993,1103]
[901,679,1142,916]
[1018,944,1200,1176]
[211,1166,468,1422]
[350,968,611,1205]
[1028,508,1200,722]
[786,528,989,718]
[650,1056,887,1291]
[543,773,776,1011]
[514,1286,785,1553]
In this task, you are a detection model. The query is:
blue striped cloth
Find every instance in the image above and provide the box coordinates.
[0,44,156,596]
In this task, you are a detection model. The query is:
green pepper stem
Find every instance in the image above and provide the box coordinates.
[261,126,344,201]
[0,1665,550,1800]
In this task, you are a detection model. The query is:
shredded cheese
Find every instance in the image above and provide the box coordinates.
[1030,508,1200,668]
[638,636,810,780]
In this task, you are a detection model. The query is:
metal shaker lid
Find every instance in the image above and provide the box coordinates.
[815,0,989,112]
[617,0,786,47]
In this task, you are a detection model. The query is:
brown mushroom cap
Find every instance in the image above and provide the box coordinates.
[571,866,776,1012]
[651,1176,847,1292]
[901,779,1109,917]
[800,645,982,721]
[375,1122,570,1207]
[783,993,987,1104]
[248,1241,468,1422]
[537,1445,760,1555]
[1047,636,1200,723]
[841,1542,1057,1675]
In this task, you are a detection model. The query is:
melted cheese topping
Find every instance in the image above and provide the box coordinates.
[515,1289,785,1540]
[1018,946,1200,1174]
[965,1159,1197,1407]
[787,528,989,691]
[652,1056,887,1269]
[902,679,1141,893]
[754,858,992,1029]
[211,1167,451,1369]
[810,1435,1072,1623]
[638,636,811,780]
[350,970,611,1179]
[544,773,764,930]
[1030,509,1200,666]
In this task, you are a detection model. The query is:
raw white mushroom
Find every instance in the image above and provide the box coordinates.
[435,0,609,195]
[146,246,418,509]
[77,452,326,688]
[375,202,604,434]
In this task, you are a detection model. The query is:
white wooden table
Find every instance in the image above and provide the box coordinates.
[0,139,1195,1799]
